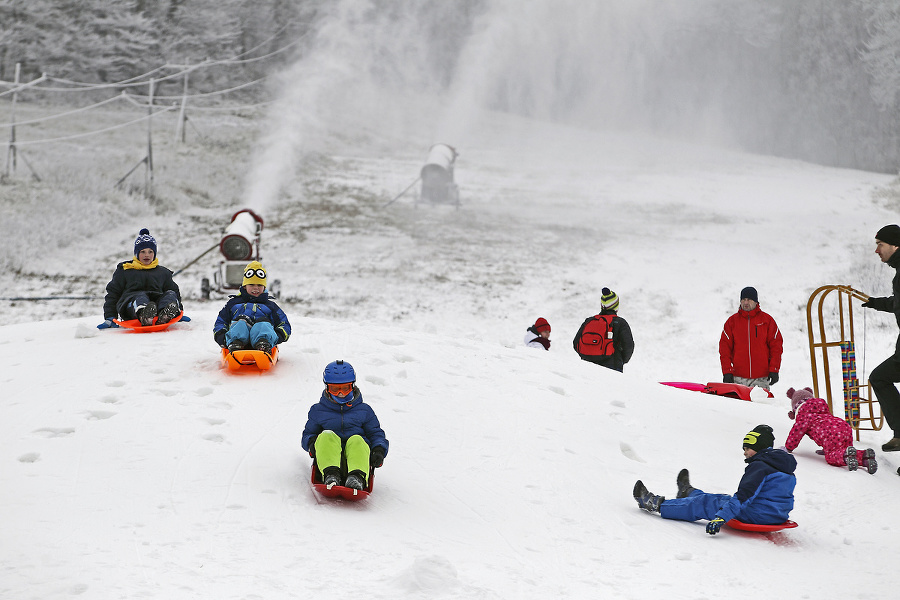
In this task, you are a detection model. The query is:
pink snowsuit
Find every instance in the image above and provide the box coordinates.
[784,397,855,466]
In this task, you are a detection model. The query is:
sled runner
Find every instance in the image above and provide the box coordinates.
[659,381,774,401]
[310,462,374,501]
[221,346,278,371]
[726,519,798,533]
[114,312,184,332]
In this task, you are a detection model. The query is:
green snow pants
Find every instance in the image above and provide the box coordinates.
[314,431,371,483]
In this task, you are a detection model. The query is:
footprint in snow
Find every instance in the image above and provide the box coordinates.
[203,433,226,444]
[18,452,40,463]
[194,387,214,397]
[85,411,116,421]
[365,375,387,386]
[620,442,646,463]
[33,427,76,438]
[106,380,127,388]
[98,395,120,404]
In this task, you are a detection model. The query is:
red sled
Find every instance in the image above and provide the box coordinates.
[222,346,278,372]
[310,462,373,501]
[114,312,184,333]
[659,381,773,401]
[726,519,798,533]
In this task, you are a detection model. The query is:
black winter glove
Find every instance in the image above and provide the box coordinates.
[214,329,227,347]
[308,435,318,458]
[706,517,725,535]
[862,300,871,307]
[768,372,779,385]
[723,374,734,384]
[371,446,385,468]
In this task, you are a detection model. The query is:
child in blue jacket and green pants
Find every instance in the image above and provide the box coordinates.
[302,360,389,490]
[633,424,796,534]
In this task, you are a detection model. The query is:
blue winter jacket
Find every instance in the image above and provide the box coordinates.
[716,447,797,524]
[213,288,291,343]
[301,389,389,455]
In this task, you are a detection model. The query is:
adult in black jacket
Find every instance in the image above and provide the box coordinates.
[98,228,181,329]
[862,224,900,452]
[573,287,635,372]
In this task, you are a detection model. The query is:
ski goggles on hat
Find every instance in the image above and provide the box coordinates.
[244,268,266,280]
[327,382,353,397]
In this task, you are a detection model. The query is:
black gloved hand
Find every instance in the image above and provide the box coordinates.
[723,374,734,384]
[214,329,227,347]
[308,436,317,458]
[768,372,779,385]
[706,517,725,535]
[861,300,871,307]
[371,446,385,468]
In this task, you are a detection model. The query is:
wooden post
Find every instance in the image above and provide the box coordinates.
[146,77,154,197]
[176,62,188,144]
[4,62,20,178]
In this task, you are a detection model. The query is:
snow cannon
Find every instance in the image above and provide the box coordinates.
[220,209,263,261]
[418,143,460,207]
[201,209,280,299]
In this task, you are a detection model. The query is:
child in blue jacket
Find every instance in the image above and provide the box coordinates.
[301,360,389,490]
[633,424,796,535]
[213,261,290,354]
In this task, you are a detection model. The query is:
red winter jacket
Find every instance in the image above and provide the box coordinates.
[719,305,783,379]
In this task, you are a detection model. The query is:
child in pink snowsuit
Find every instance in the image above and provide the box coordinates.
[784,387,877,474]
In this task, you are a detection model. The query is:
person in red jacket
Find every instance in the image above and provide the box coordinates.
[719,287,783,390]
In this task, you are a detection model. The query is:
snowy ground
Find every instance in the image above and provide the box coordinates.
[2,108,900,598]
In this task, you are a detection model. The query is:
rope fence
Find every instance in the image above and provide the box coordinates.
[1,30,304,189]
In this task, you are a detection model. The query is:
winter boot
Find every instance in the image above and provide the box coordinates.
[138,301,157,326]
[227,340,246,352]
[322,467,342,489]
[882,437,900,452]
[676,468,695,499]
[844,446,859,471]
[156,302,180,325]
[861,448,878,474]
[633,480,664,513]
[254,339,273,354]
[344,470,366,491]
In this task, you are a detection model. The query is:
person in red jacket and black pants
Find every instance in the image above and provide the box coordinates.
[719,287,783,391]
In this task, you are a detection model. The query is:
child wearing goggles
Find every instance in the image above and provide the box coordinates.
[301,360,389,491]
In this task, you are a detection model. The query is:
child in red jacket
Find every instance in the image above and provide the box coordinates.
[784,386,877,474]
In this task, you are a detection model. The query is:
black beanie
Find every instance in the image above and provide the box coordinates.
[740,286,758,303]
[743,424,775,452]
[876,224,900,247]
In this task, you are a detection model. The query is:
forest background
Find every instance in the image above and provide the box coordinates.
[3,0,900,173]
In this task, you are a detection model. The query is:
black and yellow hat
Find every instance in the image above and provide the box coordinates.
[242,261,267,287]
[743,424,775,452]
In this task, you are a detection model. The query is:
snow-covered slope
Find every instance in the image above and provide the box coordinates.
[1,303,895,599]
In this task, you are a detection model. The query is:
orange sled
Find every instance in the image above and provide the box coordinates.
[114,312,183,333]
[221,346,278,371]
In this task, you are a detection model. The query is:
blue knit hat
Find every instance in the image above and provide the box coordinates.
[134,228,157,257]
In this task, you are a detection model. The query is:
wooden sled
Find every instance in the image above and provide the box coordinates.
[222,346,278,371]
[310,462,374,501]
[726,519,798,532]
[114,312,183,333]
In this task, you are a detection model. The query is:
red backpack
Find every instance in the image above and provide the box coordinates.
[576,314,616,356]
